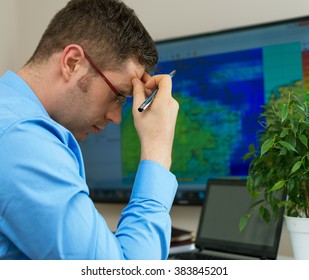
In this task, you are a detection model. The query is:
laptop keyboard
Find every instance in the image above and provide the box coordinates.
[169,252,233,260]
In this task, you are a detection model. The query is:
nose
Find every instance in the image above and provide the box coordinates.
[106,106,122,124]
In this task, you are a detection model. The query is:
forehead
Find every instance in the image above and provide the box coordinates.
[107,60,145,97]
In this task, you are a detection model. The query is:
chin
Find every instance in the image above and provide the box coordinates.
[73,131,88,142]
[77,135,88,142]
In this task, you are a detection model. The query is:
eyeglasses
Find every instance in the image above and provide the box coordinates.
[84,51,127,105]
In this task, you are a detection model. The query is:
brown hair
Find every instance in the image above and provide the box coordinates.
[27,0,158,72]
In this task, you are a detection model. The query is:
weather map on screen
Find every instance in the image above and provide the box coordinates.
[121,42,305,188]
[80,17,309,204]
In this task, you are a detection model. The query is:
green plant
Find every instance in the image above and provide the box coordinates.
[240,90,309,231]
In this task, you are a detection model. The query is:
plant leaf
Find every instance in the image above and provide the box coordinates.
[279,147,287,156]
[300,134,308,148]
[290,161,302,175]
[260,138,275,156]
[259,205,265,217]
[269,180,286,192]
[280,128,289,138]
[239,214,250,232]
[248,143,255,153]
[262,208,271,223]
[278,141,297,153]
[279,103,288,122]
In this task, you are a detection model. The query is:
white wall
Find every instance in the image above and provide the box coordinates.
[2,0,309,73]
[125,0,309,40]
[0,0,18,75]
[15,0,66,71]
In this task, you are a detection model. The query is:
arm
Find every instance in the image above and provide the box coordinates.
[0,118,177,260]
[116,160,177,259]
[113,73,179,259]
[132,73,179,170]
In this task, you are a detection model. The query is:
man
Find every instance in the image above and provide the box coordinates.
[0,0,179,259]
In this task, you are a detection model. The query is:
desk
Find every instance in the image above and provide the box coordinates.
[95,203,294,259]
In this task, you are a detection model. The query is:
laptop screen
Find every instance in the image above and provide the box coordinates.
[196,179,284,259]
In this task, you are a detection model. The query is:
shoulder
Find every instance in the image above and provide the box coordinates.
[0,117,86,195]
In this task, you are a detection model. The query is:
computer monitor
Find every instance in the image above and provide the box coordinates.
[80,16,309,205]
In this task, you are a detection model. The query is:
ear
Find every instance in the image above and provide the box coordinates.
[60,45,86,82]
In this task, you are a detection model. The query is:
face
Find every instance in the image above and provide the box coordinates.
[56,59,145,142]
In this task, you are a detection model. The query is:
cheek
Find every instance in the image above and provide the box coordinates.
[83,94,108,118]
[91,98,109,117]
[92,91,119,116]
[77,74,92,93]
[77,76,117,119]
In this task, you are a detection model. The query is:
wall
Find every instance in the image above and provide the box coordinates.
[125,0,309,40]
[0,0,18,75]
[2,0,309,72]
[15,0,65,71]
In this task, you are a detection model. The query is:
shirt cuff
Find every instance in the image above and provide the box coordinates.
[130,160,178,211]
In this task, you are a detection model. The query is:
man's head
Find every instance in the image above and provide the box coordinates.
[27,0,158,73]
[21,0,158,141]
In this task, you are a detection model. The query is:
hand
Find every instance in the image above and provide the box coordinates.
[132,73,179,170]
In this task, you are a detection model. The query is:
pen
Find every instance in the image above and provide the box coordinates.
[138,70,176,112]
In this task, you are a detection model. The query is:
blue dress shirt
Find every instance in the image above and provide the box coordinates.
[0,71,178,260]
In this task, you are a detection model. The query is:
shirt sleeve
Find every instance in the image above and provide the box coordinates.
[0,118,178,260]
[116,160,178,259]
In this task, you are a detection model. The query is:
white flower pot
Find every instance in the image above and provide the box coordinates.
[285,216,309,260]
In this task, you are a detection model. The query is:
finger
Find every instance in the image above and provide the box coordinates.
[145,74,173,105]
[132,78,147,110]
[145,74,172,92]
[141,73,156,97]
[141,72,152,83]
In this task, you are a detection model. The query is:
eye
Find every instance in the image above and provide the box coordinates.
[115,94,127,106]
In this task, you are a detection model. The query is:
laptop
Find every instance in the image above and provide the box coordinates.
[169,178,284,260]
